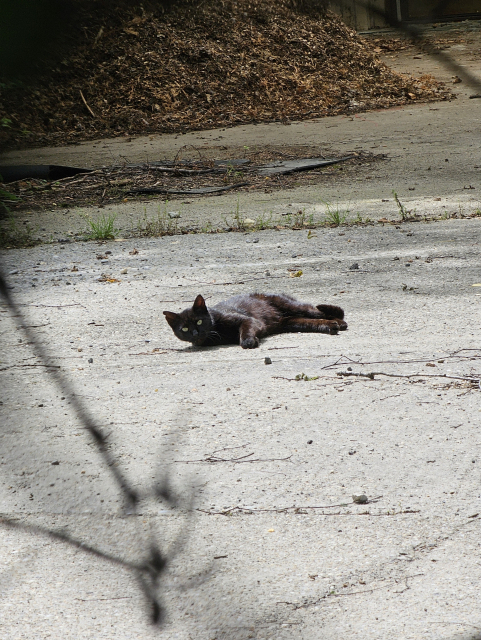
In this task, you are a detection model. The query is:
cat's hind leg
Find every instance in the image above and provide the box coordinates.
[281,317,342,335]
[316,304,345,320]
[257,293,326,319]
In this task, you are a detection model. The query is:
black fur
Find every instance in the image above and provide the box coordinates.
[163,293,347,349]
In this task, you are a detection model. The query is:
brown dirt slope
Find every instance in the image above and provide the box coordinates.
[0,0,452,149]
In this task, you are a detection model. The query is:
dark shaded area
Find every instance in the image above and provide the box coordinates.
[0,0,73,77]
[400,0,481,21]
[0,165,93,182]
[0,266,193,624]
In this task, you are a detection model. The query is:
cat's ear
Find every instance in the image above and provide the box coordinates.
[163,311,180,328]
[193,294,207,311]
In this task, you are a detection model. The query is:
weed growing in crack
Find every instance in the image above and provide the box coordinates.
[322,201,349,226]
[254,211,274,230]
[83,212,118,240]
[136,203,180,237]
[223,163,245,183]
[222,196,247,231]
[393,191,411,221]
[201,220,214,233]
[289,209,311,228]
[233,196,245,230]
[0,212,38,248]
[0,188,39,248]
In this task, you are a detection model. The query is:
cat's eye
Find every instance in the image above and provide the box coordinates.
[197,320,202,325]
[181,327,188,332]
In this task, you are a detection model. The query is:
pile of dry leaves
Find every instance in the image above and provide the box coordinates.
[0,0,451,149]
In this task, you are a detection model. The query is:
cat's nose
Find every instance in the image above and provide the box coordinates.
[192,329,198,336]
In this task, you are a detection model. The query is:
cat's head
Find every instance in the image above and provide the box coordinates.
[163,294,213,345]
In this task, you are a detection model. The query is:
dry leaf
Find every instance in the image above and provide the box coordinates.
[98,274,120,283]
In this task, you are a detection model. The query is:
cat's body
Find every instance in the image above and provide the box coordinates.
[163,293,347,349]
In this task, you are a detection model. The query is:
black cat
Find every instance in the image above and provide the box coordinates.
[163,293,347,349]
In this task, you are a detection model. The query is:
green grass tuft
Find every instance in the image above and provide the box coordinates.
[322,201,348,226]
[84,212,118,240]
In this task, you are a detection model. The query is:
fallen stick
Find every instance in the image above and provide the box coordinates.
[176,454,293,464]
[198,496,385,515]
[148,166,217,175]
[79,90,96,118]
[0,363,60,371]
[129,182,248,195]
[337,370,480,385]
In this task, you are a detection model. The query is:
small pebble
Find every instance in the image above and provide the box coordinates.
[51,461,60,465]
[121,268,128,274]
[253,238,259,243]
[307,440,313,444]
[349,263,359,270]
[168,211,181,219]
[405,263,411,267]
[292,254,297,258]
[265,270,271,276]
[352,494,368,504]
[9,269,18,275]
[264,357,272,365]
[88,358,93,364]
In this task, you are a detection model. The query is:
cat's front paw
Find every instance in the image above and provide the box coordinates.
[240,336,259,349]
[336,319,348,331]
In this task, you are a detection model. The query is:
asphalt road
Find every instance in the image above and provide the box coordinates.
[1,217,481,639]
